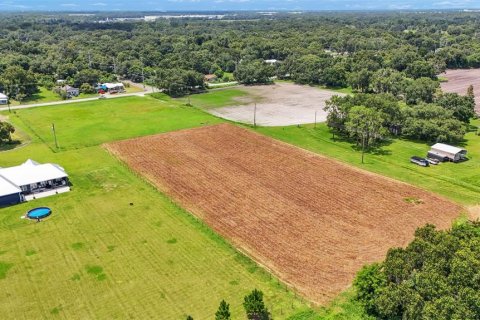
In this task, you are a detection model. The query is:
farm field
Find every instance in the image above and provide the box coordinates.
[440,69,480,112]
[188,88,480,206]
[106,124,461,304]
[259,122,480,207]
[0,98,319,319]
[188,83,344,126]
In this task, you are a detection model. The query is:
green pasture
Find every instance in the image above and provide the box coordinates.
[181,88,250,109]
[8,95,222,151]
[0,96,328,319]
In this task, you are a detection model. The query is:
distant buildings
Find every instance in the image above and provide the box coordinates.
[204,74,218,82]
[64,85,80,98]
[0,159,70,207]
[265,59,280,65]
[0,93,8,105]
[98,83,125,94]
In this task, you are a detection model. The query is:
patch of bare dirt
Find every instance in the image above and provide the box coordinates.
[440,69,480,112]
[209,83,345,126]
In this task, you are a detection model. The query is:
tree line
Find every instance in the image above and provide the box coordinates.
[2,12,480,98]
[354,221,480,319]
[324,87,475,159]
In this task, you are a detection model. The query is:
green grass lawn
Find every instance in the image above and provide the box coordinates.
[1,96,356,319]
[9,95,222,151]
[8,85,143,106]
[181,88,250,109]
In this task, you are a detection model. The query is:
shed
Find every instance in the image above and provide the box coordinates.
[428,143,467,162]
[0,176,22,207]
[0,93,8,105]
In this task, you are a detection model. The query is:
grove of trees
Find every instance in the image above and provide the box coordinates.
[185,289,271,320]
[324,89,474,149]
[2,12,480,98]
[354,222,480,319]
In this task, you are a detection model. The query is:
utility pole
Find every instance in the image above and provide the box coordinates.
[314,111,317,129]
[88,50,92,68]
[52,123,59,149]
[253,103,257,128]
[142,67,145,89]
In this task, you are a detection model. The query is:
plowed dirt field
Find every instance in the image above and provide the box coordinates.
[106,124,461,304]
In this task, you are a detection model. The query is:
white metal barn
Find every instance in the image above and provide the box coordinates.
[428,143,467,162]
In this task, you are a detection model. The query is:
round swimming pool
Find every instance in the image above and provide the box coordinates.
[26,207,52,220]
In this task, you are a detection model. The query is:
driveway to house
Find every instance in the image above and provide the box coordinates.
[0,82,155,112]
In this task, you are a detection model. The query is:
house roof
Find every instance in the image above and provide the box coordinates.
[0,159,68,187]
[204,74,217,80]
[0,175,21,197]
[103,83,124,89]
[0,93,8,99]
[430,143,466,155]
[64,85,78,91]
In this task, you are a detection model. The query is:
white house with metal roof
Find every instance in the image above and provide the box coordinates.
[0,159,70,206]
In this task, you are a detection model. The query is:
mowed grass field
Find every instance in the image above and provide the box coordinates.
[12,95,222,151]
[0,96,330,319]
[187,88,480,206]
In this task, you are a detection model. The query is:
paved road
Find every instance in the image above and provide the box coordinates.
[0,82,155,112]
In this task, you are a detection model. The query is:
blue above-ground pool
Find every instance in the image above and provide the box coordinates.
[26,207,52,220]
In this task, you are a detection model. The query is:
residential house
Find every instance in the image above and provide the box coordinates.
[0,159,70,205]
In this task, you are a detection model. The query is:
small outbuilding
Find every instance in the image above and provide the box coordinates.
[428,143,467,163]
[0,176,22,207]
[64,85,80,98]
[0,93,8,105]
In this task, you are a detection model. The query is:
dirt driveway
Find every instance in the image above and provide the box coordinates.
[209,83,345,126]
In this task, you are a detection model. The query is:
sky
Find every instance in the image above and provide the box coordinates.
[1,0,480,11]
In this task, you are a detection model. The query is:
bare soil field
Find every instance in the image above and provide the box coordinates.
[106,124,461,304]
[209,83,345,126]
[441,69,480,112]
